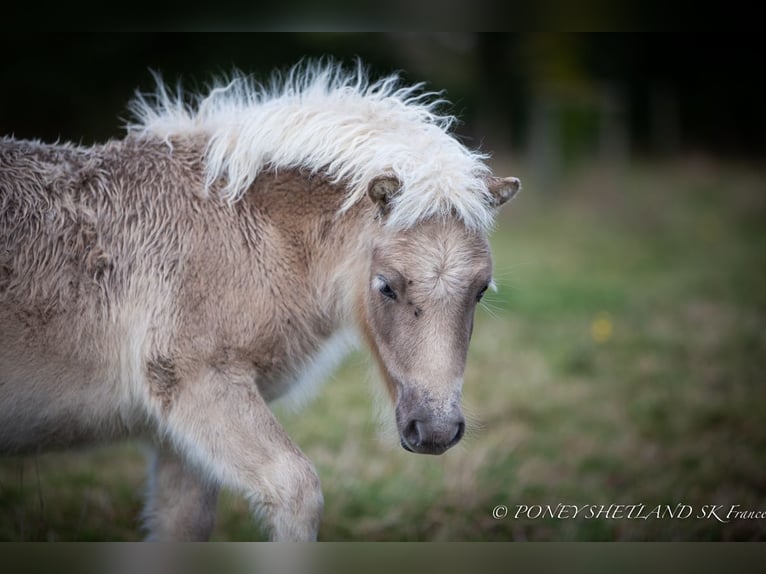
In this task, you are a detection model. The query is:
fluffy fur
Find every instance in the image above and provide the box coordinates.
[1,62,517,541]
[126,61,496,231]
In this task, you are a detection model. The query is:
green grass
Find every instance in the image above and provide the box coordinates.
[2,157,765,540]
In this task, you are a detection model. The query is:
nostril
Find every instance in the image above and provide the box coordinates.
[450,420,465,446]
[404,419,421,446]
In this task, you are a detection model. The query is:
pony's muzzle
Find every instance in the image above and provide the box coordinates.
[399,417,465,455]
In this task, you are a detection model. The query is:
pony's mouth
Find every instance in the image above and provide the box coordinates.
[399,424,464,455]
[395,395,466,455]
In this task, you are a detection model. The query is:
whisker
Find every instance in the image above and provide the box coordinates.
[478,300,500,318]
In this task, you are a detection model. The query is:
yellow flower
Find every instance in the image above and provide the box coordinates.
[591,312,613,343]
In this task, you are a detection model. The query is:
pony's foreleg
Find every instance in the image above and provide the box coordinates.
[161,368,323,541]
[142,444,220,541]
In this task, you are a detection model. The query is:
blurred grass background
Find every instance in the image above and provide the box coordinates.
[1,33,765,540]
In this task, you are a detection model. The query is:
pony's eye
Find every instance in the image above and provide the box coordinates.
[477,284,489,302]
[380,283,397,300]
[377,277,397,300]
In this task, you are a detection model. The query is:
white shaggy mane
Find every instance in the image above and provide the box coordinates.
[127,61,496,231]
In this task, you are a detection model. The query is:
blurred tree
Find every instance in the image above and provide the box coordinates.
[1,34,763,160]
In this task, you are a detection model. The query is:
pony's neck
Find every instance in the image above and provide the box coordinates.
[308,199,376,333]
[239,167,375,334]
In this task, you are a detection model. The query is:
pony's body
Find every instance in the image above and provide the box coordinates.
[0,135,358,447]
[0,64,518,540]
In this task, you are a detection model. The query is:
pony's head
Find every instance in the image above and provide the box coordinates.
[127,60,522,453]
[359,175,520,455]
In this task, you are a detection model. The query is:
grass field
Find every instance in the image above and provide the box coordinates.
[1,157,765,541]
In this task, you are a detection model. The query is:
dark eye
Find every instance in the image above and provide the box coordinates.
[477,284,489,302]
[378,277,397,300]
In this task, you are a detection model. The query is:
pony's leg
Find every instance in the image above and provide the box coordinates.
[161,368,323,541]
[143,444,220,541]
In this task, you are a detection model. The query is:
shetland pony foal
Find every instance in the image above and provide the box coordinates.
[0,64,519,540]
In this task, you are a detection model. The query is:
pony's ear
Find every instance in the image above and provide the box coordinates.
[486,176,521,208]
[368,175,401,209]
